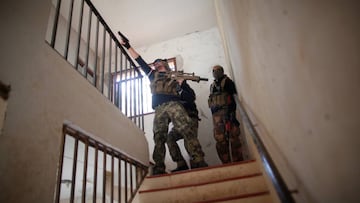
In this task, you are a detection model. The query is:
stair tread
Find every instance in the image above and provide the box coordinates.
[138,173,268,202]
[142,160,260,190]
[139,172,263,193]
[136,159,273,203]
[194,191,271,203]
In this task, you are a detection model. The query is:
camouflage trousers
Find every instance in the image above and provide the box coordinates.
[212,109,244,163]
[153,101,205,172]
[167,115,200,168]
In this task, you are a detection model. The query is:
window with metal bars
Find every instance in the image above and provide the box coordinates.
[112,57,177,115]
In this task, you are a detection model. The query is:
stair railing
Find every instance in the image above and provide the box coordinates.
[47,0,145,130]
[55,124,148,203]
[235,97,295,203]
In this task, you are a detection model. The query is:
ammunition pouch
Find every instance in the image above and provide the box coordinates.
[208,92,229,108]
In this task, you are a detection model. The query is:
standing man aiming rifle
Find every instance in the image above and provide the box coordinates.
[119,32,208,175]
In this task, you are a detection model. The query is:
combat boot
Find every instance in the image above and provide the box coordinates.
[171,164,189,173]
[191,160,208,169]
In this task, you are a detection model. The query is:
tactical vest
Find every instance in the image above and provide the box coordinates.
[150,72,178,95]
[208,76,230,108]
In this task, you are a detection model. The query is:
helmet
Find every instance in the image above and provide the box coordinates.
[153,58,171,71]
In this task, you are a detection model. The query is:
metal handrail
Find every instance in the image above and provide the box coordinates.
[235,97,295,203]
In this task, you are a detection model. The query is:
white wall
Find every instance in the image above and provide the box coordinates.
[133,27,229,169]
[0,1,149,202]
[215,1,360,203]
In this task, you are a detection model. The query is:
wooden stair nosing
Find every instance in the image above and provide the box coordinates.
[139,172,263,194]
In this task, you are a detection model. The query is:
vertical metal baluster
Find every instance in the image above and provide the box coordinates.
[111,152,114,203]
[75,0,85,70]
[55,130,67,203]
[94,18,99,87]
[50,0,62,47]
[93,144,98,203]
[118,157,122,203]
[108,37,112,99]
[85,8,92,79]
[130,164,133,196]
[124,160,128,202]
[102,146,107,203]
[101,28,106,94]
[81,139,89,203]
[70,138,79,203]
[64,0,75,59]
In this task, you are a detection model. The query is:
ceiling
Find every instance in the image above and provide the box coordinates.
[90,0,218,48]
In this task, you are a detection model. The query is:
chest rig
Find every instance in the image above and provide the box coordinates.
[150,71,178,95]
[208,76,230,108]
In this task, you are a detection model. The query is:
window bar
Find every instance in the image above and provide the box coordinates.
[131,66,136,123]
[128,65,132,119]
[124,60,128,116]
[111,152,114,203]
[124,159,128,202]
[108,38,112,99]
[119,53,123,111]
[140,78,144,131]
[93,18,99,88]
[81,139,89,203]
[64,0,75,60]
[137,76,141,126]
[70,138,79,203]
[101,28,106,94]
[50,0,62,47]
[93,143,99,203]
[113,46,118,104]
[118,157,122,203]
[75,0,85,70]
[84,8,92,79]
[55,129,66,203]
[102,146,107,203]
[135,73,140,126]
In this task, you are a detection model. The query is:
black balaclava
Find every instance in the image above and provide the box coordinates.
[212,65,224,80]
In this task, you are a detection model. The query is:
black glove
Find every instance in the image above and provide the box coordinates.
[123,40,131,49]
[118,31,131,49]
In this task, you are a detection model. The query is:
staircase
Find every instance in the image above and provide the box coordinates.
[133,160,275,203]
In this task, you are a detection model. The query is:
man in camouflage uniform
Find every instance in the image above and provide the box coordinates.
[166,80,202,172]
[208,65,244,163]
[120,38,208,175]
